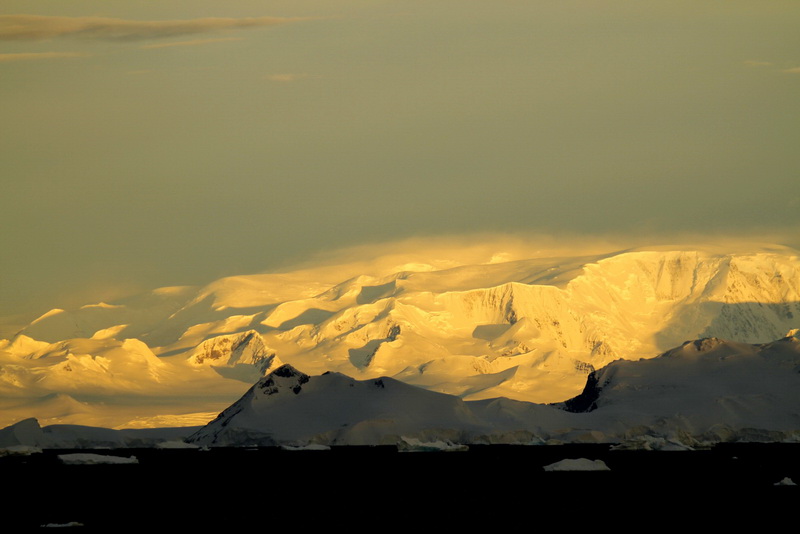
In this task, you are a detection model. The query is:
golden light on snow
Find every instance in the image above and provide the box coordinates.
[1,2,799,442]
[2,235,799,430]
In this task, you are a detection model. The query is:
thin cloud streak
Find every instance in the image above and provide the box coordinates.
[782,67,800,74]
[0,14,303,41]
[0,51,86,62]
[140,37,244,49]
[280,229,800,278]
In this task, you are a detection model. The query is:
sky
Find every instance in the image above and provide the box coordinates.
[2,0,799,326]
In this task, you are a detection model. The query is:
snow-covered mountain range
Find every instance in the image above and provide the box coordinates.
[4,330,799,449]
[186,330,800,447]
[1,242,799,433]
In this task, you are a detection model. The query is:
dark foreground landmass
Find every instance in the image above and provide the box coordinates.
[5,443,798,529]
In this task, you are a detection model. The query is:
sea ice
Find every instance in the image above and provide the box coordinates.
[0,444,42,456]
[58,453,138,465]
[155,440,199,449]
[397,437,469,452]
[543,458,610,471]
[280,443,331,451]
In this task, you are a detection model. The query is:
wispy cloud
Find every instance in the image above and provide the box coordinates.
[0,14,302,41]
[743,60,800,75]
[0,51,86,62]
[140,37,244,50]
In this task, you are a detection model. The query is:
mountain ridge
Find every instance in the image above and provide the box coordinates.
[2,330,799,449]
[1,245,798,428]
[186,330,800,448]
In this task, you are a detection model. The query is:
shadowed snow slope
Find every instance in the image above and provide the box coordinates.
[2,244,799,428]
[557,331,800,444]
[187,364,493,446]
[3,332,800,448]
[184,331,800,447]
[0,417,200,449]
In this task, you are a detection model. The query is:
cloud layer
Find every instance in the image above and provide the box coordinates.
[0,51,86,62]
[0,14,298,41]
[140,37,244,50]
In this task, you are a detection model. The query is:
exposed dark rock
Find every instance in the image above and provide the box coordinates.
[560,371,602,413]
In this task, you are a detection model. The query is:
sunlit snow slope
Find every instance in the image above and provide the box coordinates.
[1,243,798,428]
[4,331,799,448]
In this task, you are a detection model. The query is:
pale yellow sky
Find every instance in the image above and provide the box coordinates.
[1,0,799,321]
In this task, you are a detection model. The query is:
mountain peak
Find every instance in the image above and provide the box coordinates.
[255,364,310,396]
[187,330,280,376]
[684,337,727,352]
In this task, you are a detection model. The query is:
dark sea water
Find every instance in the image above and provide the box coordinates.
[5,443,798,529]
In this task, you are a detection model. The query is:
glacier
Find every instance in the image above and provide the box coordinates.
[0,244,798,436]
[3,330,799,450]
